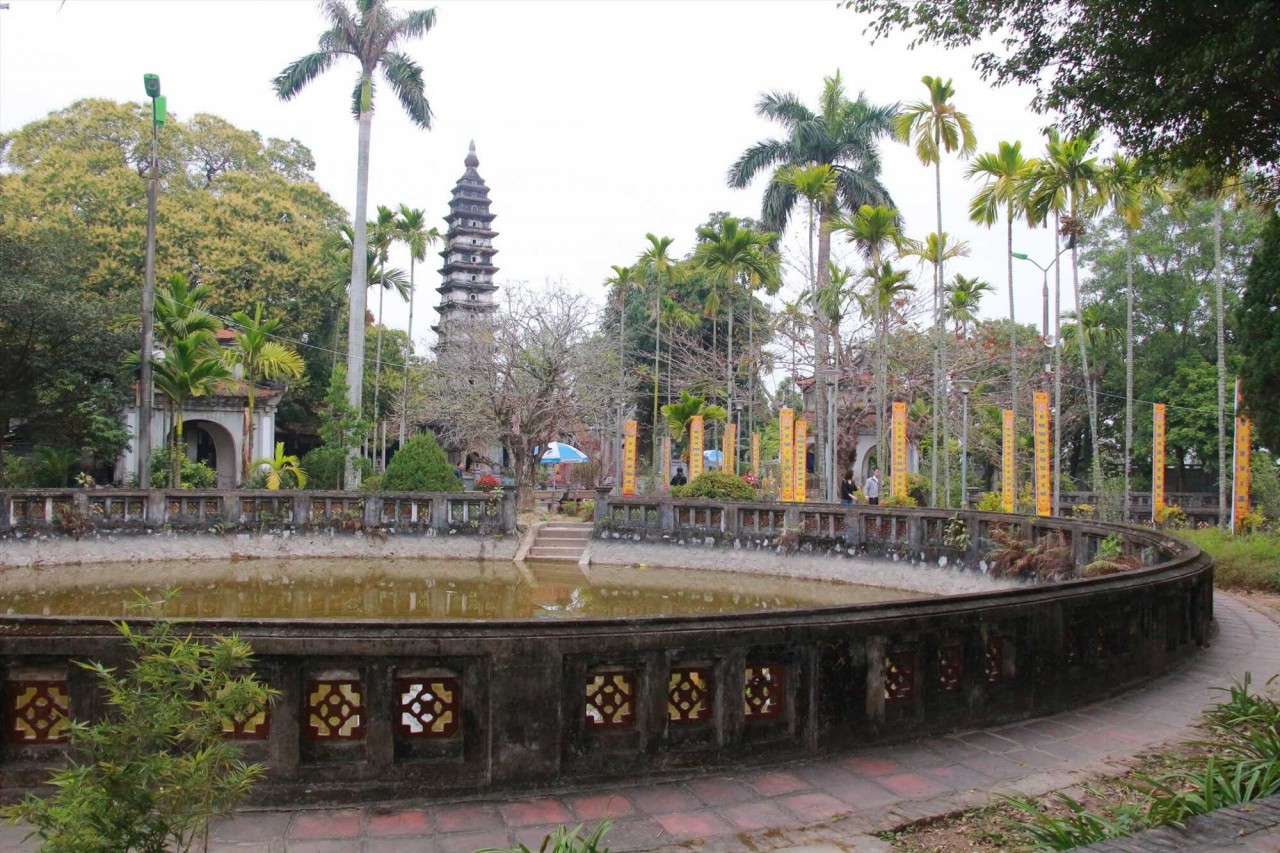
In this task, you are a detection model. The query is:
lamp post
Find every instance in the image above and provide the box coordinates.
[954,377,976,508]
[819,364,839,502]
[137,74,166,487]
[1013,247,1067,515]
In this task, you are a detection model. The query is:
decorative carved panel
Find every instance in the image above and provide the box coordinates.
[885,651,915,702]
[306,680,365,740]
[937,645,963,693]
[396,677,460,738]
[222,706,270,740]
[668,667,713,723]
[6,681,70,744]
[744,663,784,719]
[585,671,635,729]
[985,637,1004,685]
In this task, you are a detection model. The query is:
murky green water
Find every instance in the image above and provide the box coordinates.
[0,558,926,620]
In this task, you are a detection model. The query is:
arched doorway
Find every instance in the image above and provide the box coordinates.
[183,420,238,489]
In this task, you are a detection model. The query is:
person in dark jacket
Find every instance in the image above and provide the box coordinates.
[670,466,687,486]
[840,473,856,504]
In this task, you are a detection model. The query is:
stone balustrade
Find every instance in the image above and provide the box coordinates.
[0,499,1211,806]
[0,488,517,537]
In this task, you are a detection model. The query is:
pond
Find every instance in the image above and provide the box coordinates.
[0,557,928,620]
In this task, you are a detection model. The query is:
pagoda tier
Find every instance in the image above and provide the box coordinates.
[433,141,500,356]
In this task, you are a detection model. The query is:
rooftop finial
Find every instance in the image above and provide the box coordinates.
[465,140,479,168]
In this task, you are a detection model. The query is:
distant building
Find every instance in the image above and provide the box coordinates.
[432,141,499,356]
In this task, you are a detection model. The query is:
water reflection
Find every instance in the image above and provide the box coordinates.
[0,558,927,620]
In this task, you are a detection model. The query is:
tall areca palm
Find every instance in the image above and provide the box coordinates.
[832,204,905,476]
[393,204,438,447]
[893,75,977,507]
[967,140,1035,485]
[945,274,995,336]
[155,273,220,347]
[1027,129,1104,494]
[153,332,232,488]
[225,304,305,481]
[605,263,641,478]
[1100,155,1165,517]
[274,0,437,483]
[691,217,780,423]
[905,231,971,506]
[660,391,728,462]
[638,233,676,468]
[367,204,403,469]
[729,72,896,497]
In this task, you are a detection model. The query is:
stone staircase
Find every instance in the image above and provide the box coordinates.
[526,522,591,563]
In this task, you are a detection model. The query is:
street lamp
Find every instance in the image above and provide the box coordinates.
[819,364,839,503]
[1014,247,1068,515]
[137,74,167,487]
[954,377,976,508]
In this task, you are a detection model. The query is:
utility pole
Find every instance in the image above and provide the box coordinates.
[137,74,165,487]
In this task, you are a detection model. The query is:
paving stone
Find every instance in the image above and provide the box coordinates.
[780,791,853,822]
[821,776,899,809]
[840,755,903,777]
[432,802,504,834]
[746,769,811,797]
[286,809,363,840]
[598,818,666,851]
[436,828,512,853]
[282,841,359,853]
[877,772,952,800]
[651,809,733,840]
[722,799,794,831]
[500,797,576,828]
[211,812,294,842]
[367,807,432,837]
[628,783,701,815]
[923,763,996,790]
[364,838,438,853]
[687,776,758,806]
[567,792,637,820]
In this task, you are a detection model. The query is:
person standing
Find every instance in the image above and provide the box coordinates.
[865,468,881,505]
[840,473,856,505]
[670,466,687,487]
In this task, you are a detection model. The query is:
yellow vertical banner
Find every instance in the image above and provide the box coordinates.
[794,419,808,503]
[1002,409,1015,513]
[780,408,795,502]
[689,415,704,481]
[660,435,671,491]
[1033,392,1051,517]
[1153,404,1166,518]
[622,420,638,496]
[751,432,760,480]
[1232,381,1251,531]
[723,422,736,476]
[892,401,908,500]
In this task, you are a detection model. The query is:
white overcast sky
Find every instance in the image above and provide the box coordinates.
[1,0,1088,349]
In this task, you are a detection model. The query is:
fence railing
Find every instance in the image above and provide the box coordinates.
[0,488,517,537]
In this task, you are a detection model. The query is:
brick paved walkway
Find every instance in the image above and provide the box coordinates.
[4,593,1278,853]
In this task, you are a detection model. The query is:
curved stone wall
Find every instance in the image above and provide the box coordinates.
[0,503,1212,805]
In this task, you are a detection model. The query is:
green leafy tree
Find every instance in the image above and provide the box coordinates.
[3,609,276,853]
[250,441,308,490]
[945,274,994,336]
[660,391,728,462]
[317,365,370,490]
[275,0,438,459]
[382,432,459,492]
[1240,214,1280,453]
[848,0,1280,193]
[893,74,977,506]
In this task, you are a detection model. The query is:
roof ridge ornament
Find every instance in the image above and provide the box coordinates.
[465,140,479,168]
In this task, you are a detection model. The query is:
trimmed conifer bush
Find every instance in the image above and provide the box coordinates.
[382,432,460,492]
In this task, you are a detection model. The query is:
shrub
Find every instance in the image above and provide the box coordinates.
[358,474,383,492]
[987,528,1073,582]
[475,474,501,492]
[478,819,612,853]
[2,601,276,851]
[976,491,1005,512]
[149,448,216,489]
[1071,503,1096,520]
[670,470,756,500]
[575,499,595,520]
[1155,504,1188,530]
[882,493,919,507]
[906,472,930,506]
[300,446,344,490]
[382,432,460,492]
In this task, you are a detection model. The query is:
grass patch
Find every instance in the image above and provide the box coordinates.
[1180,528,1280,592]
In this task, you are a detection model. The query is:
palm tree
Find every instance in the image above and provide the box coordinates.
[690,217,779,424]
[893,75,976,507]
[832,203,905,478]
[367,204,404,469]
[729,72,896,498]
[660,391,728,462]
[155,273,220,346]
[274,0,438,482]
[153,332,232,488]
[225,303,305,481]
[251,442,309,490]
[393,204,439,447]
[967,140,1036,489]
[904,231,971,506]
[1027,129,1104,494]
[945,274,995,337]
[605,262,641,477]
[638,233,676,468]
[854,260,915,476]
[1100,155,1166,519]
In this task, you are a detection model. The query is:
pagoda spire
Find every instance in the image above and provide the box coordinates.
[432,143,499,354]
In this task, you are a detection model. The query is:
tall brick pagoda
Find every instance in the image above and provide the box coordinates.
[432,141,499,353]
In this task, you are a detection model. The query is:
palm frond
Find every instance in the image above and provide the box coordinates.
[727,138,792,189]
[274,50,337,100]
[395,7,437,40]
[755,91,813,128]
[381,51,432,129]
